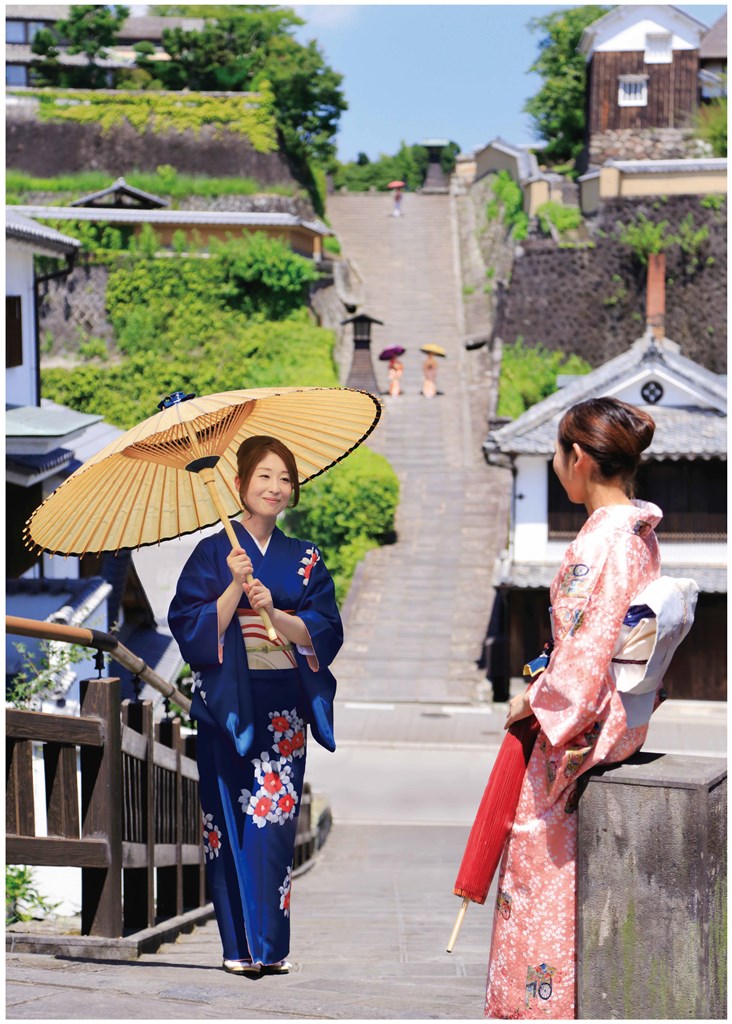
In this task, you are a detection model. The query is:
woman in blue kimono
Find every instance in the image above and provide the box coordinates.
[169,435,343,976]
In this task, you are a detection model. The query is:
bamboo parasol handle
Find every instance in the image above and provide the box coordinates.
[198,468,278,642]
[446,897,470,953]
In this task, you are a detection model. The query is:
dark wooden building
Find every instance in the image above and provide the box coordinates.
[578,5,715,166]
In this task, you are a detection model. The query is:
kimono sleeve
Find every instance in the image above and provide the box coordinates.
[528,529,649,748]
[168,539,224,668]
[296,545,343,671]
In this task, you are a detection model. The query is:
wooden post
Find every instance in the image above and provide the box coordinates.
[7,738,35,837]
[44,742,80,838]
[157,717,183,919]
[80,677,123,938]
[122,700,155,932]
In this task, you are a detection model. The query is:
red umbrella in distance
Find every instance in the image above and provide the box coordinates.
[379,346,406,361]
[447,645,551,951]
[387,180,405,189]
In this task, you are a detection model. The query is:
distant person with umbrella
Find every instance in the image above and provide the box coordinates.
[169,435,343,977]
[379,345,406,397]
[482,398,672,1019]
[420,343,445,397]
[388,180,405,217]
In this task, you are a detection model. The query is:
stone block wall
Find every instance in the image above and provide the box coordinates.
[493,195,726,373]
[588,127,713,167]
[577,753,727,1019]
[6,114,299,188]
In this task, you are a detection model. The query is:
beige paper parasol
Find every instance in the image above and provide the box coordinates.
[25,386,382,639]
[420,343,446,357]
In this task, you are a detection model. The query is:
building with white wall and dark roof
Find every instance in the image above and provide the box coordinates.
[483,260,726,704]
[5,210,183,718]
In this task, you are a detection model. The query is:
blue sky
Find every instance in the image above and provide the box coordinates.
[290,3,727,162]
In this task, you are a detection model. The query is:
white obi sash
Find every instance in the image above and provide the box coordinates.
[610,576,699,728]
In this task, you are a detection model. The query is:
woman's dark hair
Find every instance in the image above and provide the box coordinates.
[558,398,655,490]
[235,435,300,511]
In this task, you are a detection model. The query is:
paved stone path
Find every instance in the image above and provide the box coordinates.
[327,191,511,704]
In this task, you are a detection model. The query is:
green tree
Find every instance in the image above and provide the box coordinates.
[32,5,129,88]
[138,9,346,166]
[523,5,608,164]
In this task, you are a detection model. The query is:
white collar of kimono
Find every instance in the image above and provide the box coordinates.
[239,524,273,555]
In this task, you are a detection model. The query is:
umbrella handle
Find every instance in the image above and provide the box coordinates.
[198,469,278,642]
[446,897,470,953]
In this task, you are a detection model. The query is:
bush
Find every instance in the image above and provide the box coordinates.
[43,311,339,429]
[78,337,108,361]
[284,446,399,603]
[497,337,591,419]
[693,95,727,157]
[616,213,675,265]
[536,200,583,236]
[487,171,529,241]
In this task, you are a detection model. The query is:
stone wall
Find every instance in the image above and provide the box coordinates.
[493,195,727,373]
[39,264,114,353]
[6,115,299,188]
[587,127,712,168]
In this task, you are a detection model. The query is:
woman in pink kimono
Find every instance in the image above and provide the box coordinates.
[485,397,660,1019]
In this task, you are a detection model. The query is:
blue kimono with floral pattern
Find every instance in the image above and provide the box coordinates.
[168,521,342,965]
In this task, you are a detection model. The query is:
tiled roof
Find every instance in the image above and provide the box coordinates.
[70,176,168,209]
[6,209,81,253]
[6,404,102,441]
[6,447,74,485]
[479,137,539,182]
[497,560,726,594]
[5,5,70,19]
[114,622,185,704]
[485,335,727,460]
[13,205,332,236]
[607,157,727,174]
[700,12,727,59]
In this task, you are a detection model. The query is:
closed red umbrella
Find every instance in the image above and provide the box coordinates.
[447,645,551,951]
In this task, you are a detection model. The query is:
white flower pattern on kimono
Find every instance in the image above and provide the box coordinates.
[268,708,306,760]
[240,752,299,828]
[279,866,292,917]
[202,811,222,860]
[190,670,206,703]
[297,546,320,586]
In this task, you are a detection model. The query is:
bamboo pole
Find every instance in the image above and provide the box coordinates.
[446,897,470,953]
[197,466,278,642]
[6,615,192,714]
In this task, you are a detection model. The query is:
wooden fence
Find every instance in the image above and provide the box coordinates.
[7,676,316,939]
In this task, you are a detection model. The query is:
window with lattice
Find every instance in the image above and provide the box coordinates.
[618,75,649,107]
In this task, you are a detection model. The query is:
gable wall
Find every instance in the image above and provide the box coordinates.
[5,241,38,407]
[588,50,699,134]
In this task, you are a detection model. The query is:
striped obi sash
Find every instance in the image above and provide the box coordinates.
[237,608,298,671]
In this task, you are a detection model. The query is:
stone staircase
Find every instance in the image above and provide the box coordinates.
[326,191,512,704]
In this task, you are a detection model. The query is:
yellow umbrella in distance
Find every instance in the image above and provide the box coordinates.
[25,386,382,640]
[420,343,446,357]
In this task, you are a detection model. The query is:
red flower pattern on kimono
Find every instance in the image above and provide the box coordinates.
[239,750,299,827]
[297,547,320,586]
[279,866,292,917]
[202,811,223,860]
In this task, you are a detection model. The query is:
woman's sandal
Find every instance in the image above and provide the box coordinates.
[223,958,261,976]
[264,959,292,974]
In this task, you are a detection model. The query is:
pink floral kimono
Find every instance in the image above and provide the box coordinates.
[485,501,663,1019]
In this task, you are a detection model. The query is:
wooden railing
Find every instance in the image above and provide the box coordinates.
[6,677,205,937]
[7,675,319,939]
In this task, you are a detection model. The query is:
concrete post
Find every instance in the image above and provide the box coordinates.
[577,752,727,1019]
